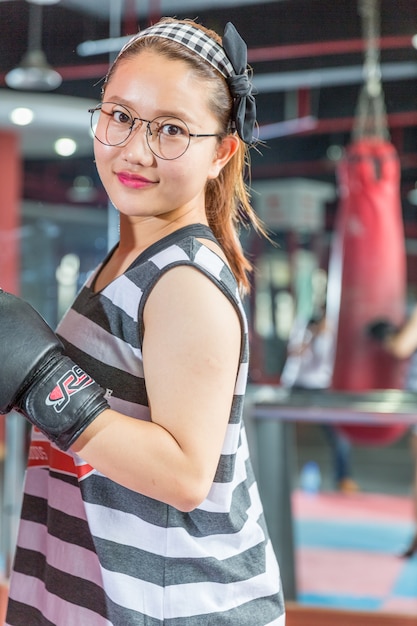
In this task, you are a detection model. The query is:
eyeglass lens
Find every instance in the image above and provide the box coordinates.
[90,102,192,160]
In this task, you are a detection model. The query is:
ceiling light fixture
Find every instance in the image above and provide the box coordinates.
[5,2,62,91]
[54,137,77,157]
[9,107,35,126]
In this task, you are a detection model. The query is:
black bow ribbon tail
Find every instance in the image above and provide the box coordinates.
[222,22,257,145]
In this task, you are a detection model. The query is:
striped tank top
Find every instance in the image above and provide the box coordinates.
[6,224,285,625]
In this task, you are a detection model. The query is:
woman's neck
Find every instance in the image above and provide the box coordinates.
[117,211,208,256]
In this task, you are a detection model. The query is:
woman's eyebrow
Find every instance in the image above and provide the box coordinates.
[103,96,197,124]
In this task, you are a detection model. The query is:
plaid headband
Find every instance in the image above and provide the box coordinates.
[119,21,257,145]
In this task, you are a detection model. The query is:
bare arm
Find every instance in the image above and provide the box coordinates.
[72,266,241,511]
[384,306,417,359]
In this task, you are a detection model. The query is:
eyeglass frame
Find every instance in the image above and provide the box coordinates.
[88,102,223,160]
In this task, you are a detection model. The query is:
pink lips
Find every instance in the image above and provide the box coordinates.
[117,172,155,189]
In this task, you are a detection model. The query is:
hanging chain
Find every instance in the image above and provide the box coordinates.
[353,0,389,141]
[361,0,381,97]
[27,3,43,53]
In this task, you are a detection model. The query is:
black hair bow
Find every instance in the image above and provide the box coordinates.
[222,22,257,145]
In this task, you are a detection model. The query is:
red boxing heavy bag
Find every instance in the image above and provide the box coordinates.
[327,138,407,445]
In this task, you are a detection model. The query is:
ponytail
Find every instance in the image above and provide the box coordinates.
[205,140,265,295]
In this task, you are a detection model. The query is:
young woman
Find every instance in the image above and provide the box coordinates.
[1,17,285,625]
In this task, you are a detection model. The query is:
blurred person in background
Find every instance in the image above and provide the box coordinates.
[368,307,417,557]
[282,310,358,494]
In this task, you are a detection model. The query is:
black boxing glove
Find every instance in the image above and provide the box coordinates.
[366,319,398,342]
[0,289,109,450]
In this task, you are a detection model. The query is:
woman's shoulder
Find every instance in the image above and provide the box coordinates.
[129,225,239,297]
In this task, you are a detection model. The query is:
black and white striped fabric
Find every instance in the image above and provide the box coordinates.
[121,22,235,78]
[6,224,285,625]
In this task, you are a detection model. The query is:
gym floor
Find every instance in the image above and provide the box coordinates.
[293,424,417,614]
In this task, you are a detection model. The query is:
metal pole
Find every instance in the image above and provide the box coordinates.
[1,412,26,577]
[256,417,297,600]
[244,388,298,601]
[107,0,123,251]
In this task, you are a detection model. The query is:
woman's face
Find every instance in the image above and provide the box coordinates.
[94,49,235,222]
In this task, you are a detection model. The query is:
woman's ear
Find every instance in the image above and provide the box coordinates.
[208,134,240,180]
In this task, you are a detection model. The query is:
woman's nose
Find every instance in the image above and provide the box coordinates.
[121,122,155,164]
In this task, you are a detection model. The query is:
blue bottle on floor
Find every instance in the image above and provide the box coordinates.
[300,461,321,494]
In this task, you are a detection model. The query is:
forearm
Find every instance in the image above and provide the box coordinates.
[384,331,417,359]
[385,307,417,359]
[72,408,212,511]
[0,290,109,450]
[384,337,407,359]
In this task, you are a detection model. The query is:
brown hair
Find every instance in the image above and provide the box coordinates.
[104,17,265,294]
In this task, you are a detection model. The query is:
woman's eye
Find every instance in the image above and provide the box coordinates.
[160,123,184,137]
[113,110,131,125]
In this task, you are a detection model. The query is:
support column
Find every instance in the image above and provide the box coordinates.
[0,128,21,455]
[0,130,21,616]
[0,130,21,294]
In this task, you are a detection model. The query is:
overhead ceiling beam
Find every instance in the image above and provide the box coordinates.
[258,110,417,143]
[253,61,417,92]
[76,32,414,59]
[2,60,416,93]
[253,151,417,180]
[248,34,414,63]
[290,110,417,135]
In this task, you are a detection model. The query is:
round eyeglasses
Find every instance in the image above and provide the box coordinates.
[89,102,222,160]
